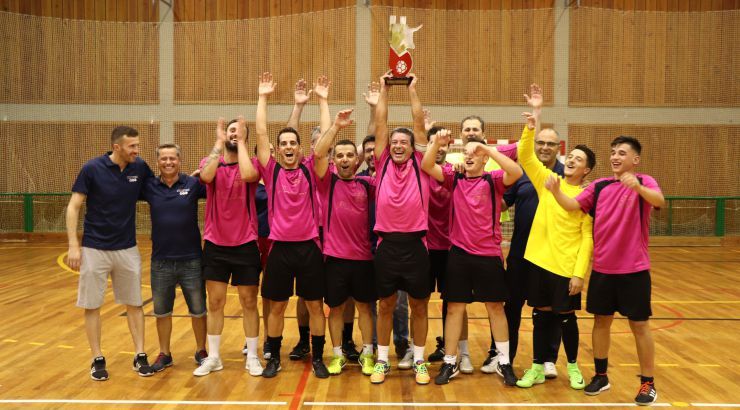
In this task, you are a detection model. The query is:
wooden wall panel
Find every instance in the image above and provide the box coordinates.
[577,0,740,10]
[371,6,554,105]
[173,0,355,21]
[0,0,159,21]
[174,7,355,104]
[373,0,555,8]
[0,12,159,103]
[570,7,740,106]
[567,124,740,196]
[0,122,159,193]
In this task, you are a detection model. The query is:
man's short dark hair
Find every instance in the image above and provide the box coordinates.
[277,127,301,145]
[573,144,596,170]
[390,127,415,146]
[156,143,181,158]
[461,115,485,132]
[226,119,250,139]
[362,135,375,151]
[334,139,357,152]
[611,135,641,155]
[111,126,138,145]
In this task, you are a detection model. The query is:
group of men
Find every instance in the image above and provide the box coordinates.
[66,73,664,406]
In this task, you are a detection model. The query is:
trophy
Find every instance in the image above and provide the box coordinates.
[387,15,422,86]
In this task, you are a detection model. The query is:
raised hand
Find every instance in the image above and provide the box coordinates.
[408,72,418,91]
[453,162,465,174]
[619,172,641,191]
[216,117,228,144]
[363,82,381,107]
[544,174,561,193]
[236,115,247,143]
[465,141,490,158]
[258,72,276,96]
[423,109,436,132]
[524,83,543,109]
[380,70,393,89]
[334,108,354,130]
[313,75,331,100]
[521,111,537,129]
[432,128,451,146]
[294,78,312,104]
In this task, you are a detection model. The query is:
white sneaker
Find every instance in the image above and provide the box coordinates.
[193,356,223,376]
[544,361,558,379]
[397,348,414,370]
[480,352,499,374]
[459,354,474,374]
[246,356,263,376]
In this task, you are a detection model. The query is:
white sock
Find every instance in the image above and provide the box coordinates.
[413,345,425,363]
[377,345,389,363]
[458,340,469,356]
[207,334,221,359]
[333,346,343,357]
[246,337,258,359]
[495,340,510,365]
[443,354,457,365]
[363,344,373,355]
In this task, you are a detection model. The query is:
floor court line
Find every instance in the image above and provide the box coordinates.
[303,402,675,407]
[0,399,287,406]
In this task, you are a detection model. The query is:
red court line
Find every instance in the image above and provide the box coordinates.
[288,360,312,410]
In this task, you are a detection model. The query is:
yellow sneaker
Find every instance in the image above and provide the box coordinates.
[360,353,375,376]
[370,361,390,384]
[327,355,346,375]
[413,361,430,385]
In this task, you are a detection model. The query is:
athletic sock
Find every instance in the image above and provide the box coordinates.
[268,336,283,361]
[332,346,343,357]
[207,334,221,359]
[413,345,425,363]
[298,326,310,344]
[458,339,469,356]
[377,345,389,363]
[362,344,373,355]
[311,335,325,360]
[246,337,259,359]
[443,354,456,365]
[532,309,553,364]
[495,341,510,365]
[595,357,608,375]
[559,312,579,363]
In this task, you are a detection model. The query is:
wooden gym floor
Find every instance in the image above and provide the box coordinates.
[0,240,738,409]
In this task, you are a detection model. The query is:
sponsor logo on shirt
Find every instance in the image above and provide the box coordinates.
[177,188,190,196]
[127,176,139,182]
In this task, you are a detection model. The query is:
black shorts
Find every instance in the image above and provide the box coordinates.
[428,249,449,294]
[262,240,325,302]
[325,257,377,308]
[586,270,652,321]
[202,240,261,286]
[527,264,582,313]
[374,233,430,300]
[444,246,508,303]
[505,255,531,304]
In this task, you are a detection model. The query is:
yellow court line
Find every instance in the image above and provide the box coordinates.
[118,351,135,355]
[698,364,721,367]
[657,363,679,367]
[57,345,74,349]
[619,363,639,366]
[653,300,740,304]
[29,342,45,346]
[3,339,18,343]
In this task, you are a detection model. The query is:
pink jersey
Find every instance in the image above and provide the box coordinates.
[576,174,661,274]
[373,149,429,235]
[317,174,374,260]
[199,156,258,246]
[448,170,508,257]
[497,142,518,161]
[427,163,454,250]
[258,156,320,242]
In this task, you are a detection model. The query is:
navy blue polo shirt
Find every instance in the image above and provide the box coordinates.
[255,182,270,238]
[141,174,207,260]
[504,161,564,260]
[71,153,153,250]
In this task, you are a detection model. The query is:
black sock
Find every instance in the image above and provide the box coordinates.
[595,357,608,375]
[440,300,447,347]
[299,326,310,343]
[343,322,354,345]
[640,375,654,384]
[559,312,579,363]
[311,335,326,361]
[268,336,283,361]
[532,309,554,364]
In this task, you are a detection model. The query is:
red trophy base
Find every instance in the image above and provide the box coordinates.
[388,48,413,86]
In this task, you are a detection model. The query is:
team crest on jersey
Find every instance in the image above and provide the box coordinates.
[127,176,138,182]
[177,188,190,196]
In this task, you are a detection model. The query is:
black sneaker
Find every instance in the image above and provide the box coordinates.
[133,353,154,377]
[584,374,611,396]
[342,340,361,362]
[151,352,173,372]
[194,349,208,365]
[312,358,330,379]
[496,363,517,386]
[635,381,657,406]
[90,356,108,381]
[427,336,445,362]
[394,338,409,360]
[262,357,281,378]
[289,340,310,361]
[263,341,272,360]
[434,362,459,385]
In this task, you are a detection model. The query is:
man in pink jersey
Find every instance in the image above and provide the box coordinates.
[255,72,329,379]
[546,135,664,406]
[421,128,522,386]
[193,116,263,377]
[369,71,432,385]
[313,109,378,376]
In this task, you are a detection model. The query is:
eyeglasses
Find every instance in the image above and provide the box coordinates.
[535,141,559,148]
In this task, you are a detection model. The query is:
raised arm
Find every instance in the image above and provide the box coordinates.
[65,192,86,271]
[314,75,332,135]
[235,116,259,183]
[544,175,581,211]
[363,81,380,136]
[374,71,392,158]
[469,143,523,186]
[314,109,354,180]
[524,83,543,136]
[620,173,666,208]
[256,72,276,167]
[421,129,450,183]
[408,73,428,146]
[199,118,227,183]
[286,78,310,129]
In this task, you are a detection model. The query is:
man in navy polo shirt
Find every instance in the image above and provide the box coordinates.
[66,125,155,381]
[141,143,208,373]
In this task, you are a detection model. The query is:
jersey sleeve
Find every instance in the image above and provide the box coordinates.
[573,213,594,279]
[71,163,93,194]
[576,182,596,214]
[517,125,551,197]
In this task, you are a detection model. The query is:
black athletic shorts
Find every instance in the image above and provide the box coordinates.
[586,270,652,321]
[324,256,377,307]
[262,240,325,302]
[505,255,532,304]
[374,232,430,300]
[527,263,582,312]
[202,240,261,286]
[444,246,508,303]
[428,249,449,295]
